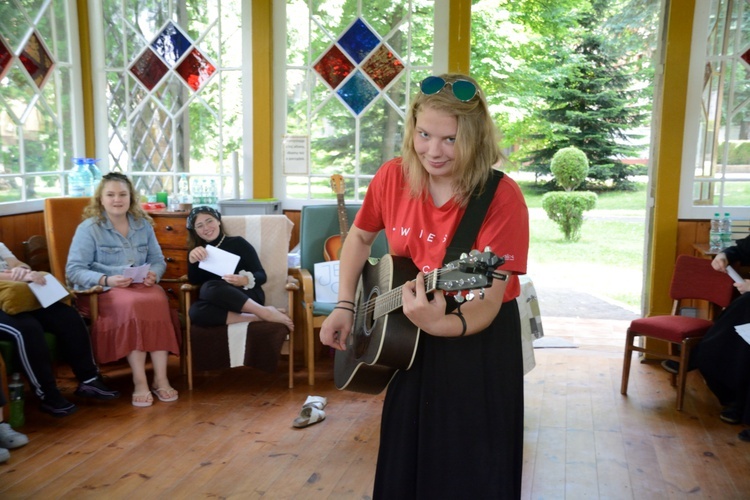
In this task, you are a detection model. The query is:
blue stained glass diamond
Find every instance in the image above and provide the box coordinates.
[338,19,380,64]
[152,21,193,67]
[337,70,378,115]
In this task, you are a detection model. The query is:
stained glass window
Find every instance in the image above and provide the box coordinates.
[282,1,436,204]
[95,1,241,198]
[0,1,80,209]
[688,0,750,214]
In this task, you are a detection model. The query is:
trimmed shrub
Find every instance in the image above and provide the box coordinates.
[550,146,589,191]
[542,191,598,241]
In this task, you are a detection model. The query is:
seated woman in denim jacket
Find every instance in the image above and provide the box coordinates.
[66,172,180,408]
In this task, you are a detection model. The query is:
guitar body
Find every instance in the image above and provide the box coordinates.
[334,255,421,394]
[323,235,342,261]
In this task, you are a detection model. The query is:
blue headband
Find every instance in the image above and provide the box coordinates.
[186,205,222,229]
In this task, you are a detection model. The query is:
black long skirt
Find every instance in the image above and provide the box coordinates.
[373,299,524,500]
[694,292,750,424]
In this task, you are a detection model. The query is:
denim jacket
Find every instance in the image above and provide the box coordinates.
[66,213,167,290]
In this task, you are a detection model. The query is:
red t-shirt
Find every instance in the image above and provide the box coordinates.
[354,158,529,302]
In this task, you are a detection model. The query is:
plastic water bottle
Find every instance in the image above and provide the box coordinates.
[75,158,102,189]
[68,159,93,197]
[208,179,218,204]
[709,212,722,253]
[8,373,24,428]
[178,174,192,204]
[720,212,732,249]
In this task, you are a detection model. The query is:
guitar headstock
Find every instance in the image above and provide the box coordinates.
[437,250,504,292]
[330,174,345,196]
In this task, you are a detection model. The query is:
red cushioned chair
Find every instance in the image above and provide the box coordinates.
[621,254,736,410]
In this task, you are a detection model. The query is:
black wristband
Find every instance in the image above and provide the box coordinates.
[333,306,355,313]
[451,311,467,337]
[338,300,355,306]
[102,275,108,286]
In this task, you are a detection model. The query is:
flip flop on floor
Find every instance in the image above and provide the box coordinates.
[152,387,179,402]
[132,392,154,407]
[302,395,327,411]
[293,406,326,428]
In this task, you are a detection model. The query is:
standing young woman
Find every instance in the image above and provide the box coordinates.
[320,74,529,499]
[66,172,181,407]
[185,206,293,330]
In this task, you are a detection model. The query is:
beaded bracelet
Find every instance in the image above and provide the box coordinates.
[451,310,467,337]
[333,306,355,313]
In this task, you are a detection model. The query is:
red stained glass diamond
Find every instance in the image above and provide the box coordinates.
[176,49,216,91]
[0,38,11,80]
[19,32,54,89]
[362,45,404,89]
[130,48,169,91]
[314,45,355,89]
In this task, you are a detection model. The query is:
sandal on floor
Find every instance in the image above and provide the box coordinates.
[132,392,154,407]
[302,395,328,411]
[152,387,179,402]
[293,406,326,428]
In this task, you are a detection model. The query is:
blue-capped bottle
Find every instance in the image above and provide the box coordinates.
[78,158,102,190]
[69,158,94,197]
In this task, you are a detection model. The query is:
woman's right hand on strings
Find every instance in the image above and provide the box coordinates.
[107,275,133,288]
[320,307,355,351]
[188,247,208,264]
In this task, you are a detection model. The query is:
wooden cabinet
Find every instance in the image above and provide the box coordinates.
[148,210,189,310]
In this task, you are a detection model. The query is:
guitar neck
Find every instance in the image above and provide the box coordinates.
[371,269,439,318]
[337,194,349,242]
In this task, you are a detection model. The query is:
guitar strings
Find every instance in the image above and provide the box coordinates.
[354,266,478,317]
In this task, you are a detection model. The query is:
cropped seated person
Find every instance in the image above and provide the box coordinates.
[185,206,293,331]
[66,172,181,408]
[0,243,119,417]
[691,234,750,442]
[0,389,29,464]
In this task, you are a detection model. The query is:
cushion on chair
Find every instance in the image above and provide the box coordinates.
[0,281,42,315]
[629,315,713,343]
[312,301,336,316]
[190,322,288,373]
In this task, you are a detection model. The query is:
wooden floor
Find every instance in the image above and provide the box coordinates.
[1,316,749,499]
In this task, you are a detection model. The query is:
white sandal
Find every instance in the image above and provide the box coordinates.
[293,406,326,428]
[302,395,327,410]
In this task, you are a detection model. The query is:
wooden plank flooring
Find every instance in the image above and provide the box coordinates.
[1,316,749,499]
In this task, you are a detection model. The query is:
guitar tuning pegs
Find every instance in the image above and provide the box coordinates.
[466,290,475,301]
[455,291,465,303]
[484,246,492,253]
[479,288,485,300]
[460,252,468,260]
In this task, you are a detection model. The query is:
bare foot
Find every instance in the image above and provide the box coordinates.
[257,306,294,331]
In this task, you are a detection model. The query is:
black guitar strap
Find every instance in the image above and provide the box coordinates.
[444,169,504,264]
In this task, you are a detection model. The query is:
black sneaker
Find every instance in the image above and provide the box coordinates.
[75,377,120,400]
[39,394,78,417]
[661,359,680,375]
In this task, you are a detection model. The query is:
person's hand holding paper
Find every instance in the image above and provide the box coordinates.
[199,245,240,277]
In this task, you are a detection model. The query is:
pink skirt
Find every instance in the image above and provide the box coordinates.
[78,285,181,364]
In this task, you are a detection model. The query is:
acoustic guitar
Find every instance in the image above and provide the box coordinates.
[334,250,504,394]
[323,174,348,261]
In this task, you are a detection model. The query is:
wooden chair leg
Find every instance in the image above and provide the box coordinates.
[621,329,635,395]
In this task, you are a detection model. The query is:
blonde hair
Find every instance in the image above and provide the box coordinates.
[83,172,153,225]
[401,73,504,206]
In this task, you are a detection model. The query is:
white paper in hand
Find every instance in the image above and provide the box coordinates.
[123,263,150,283]
[199,245,240,277]
[27,274,70,308]
[727,265,744,285]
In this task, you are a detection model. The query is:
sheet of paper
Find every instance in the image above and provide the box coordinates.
[727,265,744,285]
[314,260,340,303]
[27,274,70,308]
[735,323,750,346]
[123,263,150,283]
[199,245,240,277]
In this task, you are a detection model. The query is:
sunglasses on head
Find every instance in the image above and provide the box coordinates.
[419,76,478,102]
